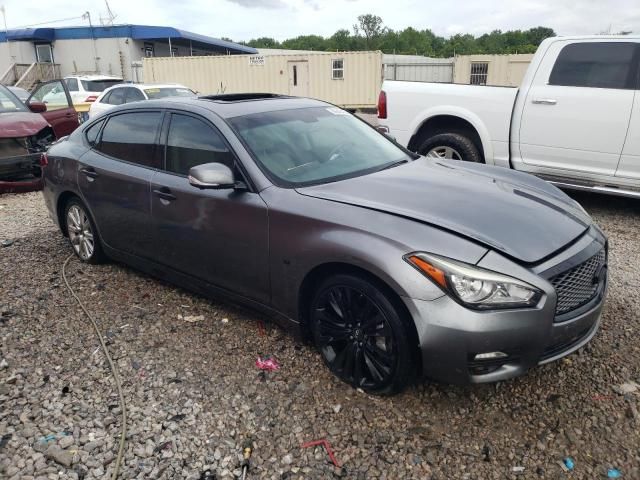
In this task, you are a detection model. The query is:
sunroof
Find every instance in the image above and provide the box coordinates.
[199,93,288,102]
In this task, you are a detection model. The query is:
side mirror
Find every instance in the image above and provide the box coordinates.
[188,162,236,189]
[28,101,47,113]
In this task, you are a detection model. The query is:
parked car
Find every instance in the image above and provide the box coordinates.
[1,80,79,193]
[88,83,197,119]
[42,94,608,394]
[8,86,30,103]
[378,35,640,198]
[62,74,124,104]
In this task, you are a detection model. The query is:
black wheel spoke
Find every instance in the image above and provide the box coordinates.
[313,283,398,391]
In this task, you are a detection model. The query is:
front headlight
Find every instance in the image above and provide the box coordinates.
[405,253,542,310]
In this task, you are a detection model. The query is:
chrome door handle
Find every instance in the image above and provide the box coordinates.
[532,98,557,105]
[80,167,98,178]
[153,188,176,201]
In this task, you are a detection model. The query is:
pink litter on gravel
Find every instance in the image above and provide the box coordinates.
[255,356,280,371]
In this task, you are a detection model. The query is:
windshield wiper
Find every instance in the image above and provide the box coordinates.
[376,159,409,172]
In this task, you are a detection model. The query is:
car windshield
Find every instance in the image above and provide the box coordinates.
[228,106,412,186]
[0,85,28,113]
[144,87,197,99]
[81,79,122,92]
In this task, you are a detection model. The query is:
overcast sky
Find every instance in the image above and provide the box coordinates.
[2,0,639,41]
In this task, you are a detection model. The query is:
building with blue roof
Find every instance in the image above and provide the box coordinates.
[0,24,257,83]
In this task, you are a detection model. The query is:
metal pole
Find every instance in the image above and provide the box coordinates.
[190,39,192,56]
[168,37,172,57]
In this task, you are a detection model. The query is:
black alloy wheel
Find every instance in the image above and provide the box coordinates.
[311,274,413,395]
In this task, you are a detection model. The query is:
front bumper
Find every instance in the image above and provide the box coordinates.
[404,293,603,385]
[0,153,41,181]
[404,228,607,385]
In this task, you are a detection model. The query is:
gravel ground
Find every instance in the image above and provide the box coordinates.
[0,190,639,480]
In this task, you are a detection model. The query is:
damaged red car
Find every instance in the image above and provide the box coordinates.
[0,80,78,193]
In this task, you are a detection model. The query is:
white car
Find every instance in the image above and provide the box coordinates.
[379,35,640,198]
[88,83,197,119]
[63,75,124,104]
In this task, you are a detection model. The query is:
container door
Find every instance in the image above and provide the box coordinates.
[288,61,309,97]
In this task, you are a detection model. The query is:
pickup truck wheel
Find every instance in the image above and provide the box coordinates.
[419,133,483,163]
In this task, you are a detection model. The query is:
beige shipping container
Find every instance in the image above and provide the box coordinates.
[453,54,534,86]
[143,51,383,109]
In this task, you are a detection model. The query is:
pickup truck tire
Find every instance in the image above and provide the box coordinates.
[418,133,483,163]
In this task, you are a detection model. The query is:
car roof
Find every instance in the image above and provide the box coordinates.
[100,94,331,119]
[110,83,190,90]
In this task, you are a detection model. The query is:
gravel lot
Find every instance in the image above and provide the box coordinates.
[1,190,639,480]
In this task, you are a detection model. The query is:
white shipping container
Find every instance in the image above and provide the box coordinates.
[142,51,383,109]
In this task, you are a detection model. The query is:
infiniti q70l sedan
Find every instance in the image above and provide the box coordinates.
[42,94,608,395]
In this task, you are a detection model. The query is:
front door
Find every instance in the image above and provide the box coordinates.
[518,41,637,176]
[28,80,79,137]
[78,111,163,257]
[288,61,309,97]
[151,112,270,303]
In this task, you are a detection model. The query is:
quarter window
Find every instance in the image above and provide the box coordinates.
[85,119,105,146]
[165,114,235,175]
[98,112,162,168]
[332,59,344,80]
[549,42,637,89]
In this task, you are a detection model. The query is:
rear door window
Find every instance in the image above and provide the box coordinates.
[549,42,638,89]
[164,113,235,175]
[65,78,79,92]
[98,111,162,168]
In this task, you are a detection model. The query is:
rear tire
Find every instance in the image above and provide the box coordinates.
[64,198,105,264]
[418,132,483,163]
[310,274,414,395]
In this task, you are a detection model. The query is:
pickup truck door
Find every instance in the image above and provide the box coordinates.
[27,79,80,137]
[616,88,640,180]
[518,41,638,176]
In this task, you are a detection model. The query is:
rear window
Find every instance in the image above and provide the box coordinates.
[81,79,123,92]
[549,42,638,89]
[98,112,162,168]
[144,87,196,99]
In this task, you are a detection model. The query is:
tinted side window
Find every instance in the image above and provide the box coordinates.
[125,88,145,102]
[85,119,105,146]
[98,112,162,168]
[549,42,637,89]
[107,88,126,105]
[165,114,235,175]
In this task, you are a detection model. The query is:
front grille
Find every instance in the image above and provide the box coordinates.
[550,249,606,316]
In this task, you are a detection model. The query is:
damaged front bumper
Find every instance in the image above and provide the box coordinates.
[0,129,53,193]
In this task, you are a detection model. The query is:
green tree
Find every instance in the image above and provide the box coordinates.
[353,14,386,49]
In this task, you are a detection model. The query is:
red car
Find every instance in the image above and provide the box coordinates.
[0,80,79,193]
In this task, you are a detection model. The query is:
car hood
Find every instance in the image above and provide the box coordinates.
[0,112,49,138]
[296,158,591,264]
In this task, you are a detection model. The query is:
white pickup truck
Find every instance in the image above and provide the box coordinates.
[378,36,640,198]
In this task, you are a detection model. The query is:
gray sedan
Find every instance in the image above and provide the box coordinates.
[41,94,608,395]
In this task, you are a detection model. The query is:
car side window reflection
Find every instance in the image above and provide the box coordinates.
[165,114,235,176]
[98,112,162,168]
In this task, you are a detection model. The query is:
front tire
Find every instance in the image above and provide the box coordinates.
[64,198,105,264]
[418,132,483,163]
[310,274,414,395]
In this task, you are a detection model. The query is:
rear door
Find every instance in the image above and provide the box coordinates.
[78,110,163,258]
[616,60,640,179]
[518,41,638,176]
[150,111,270,303]
[28,79,79,137]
